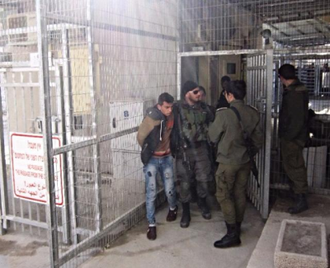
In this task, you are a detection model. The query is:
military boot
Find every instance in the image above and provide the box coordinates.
[288,194,308,214]
[197,197,212,220]
[180,202,191,228]
[214,222,241,248]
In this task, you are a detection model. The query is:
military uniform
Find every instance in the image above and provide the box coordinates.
[209,100,263,225]
[279,79,309,194]
[176,101,213,203]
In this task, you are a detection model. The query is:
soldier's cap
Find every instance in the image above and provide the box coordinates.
[181,80,199,98]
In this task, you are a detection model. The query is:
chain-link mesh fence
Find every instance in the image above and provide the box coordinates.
[270,55,330,201]
[179,0,330,208]
[1,0,330,267]
[0,0,178,267]
[180,0,330,52]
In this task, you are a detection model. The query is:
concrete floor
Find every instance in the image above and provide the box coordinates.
[0,200,264,268]
[81,201,265,268]
[0,231,50,268]
[1,195,329,268]
[247,194,330,268]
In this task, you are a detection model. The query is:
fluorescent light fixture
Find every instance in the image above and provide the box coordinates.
[258,0,314,8]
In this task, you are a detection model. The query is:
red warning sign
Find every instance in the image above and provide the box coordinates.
[10,132,64,206]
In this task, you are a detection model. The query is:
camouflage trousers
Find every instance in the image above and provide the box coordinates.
[215,162,250,225]
[176,143,212,203]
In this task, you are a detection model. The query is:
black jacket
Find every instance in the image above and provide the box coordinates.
[279,79,309,143]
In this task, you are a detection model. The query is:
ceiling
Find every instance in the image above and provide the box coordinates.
[231,0,330,47]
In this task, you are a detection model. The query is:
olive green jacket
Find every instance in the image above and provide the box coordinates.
[208,100,263,165]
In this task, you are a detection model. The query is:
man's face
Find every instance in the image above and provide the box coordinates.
[222,81,229,91]
[157,101,173,117]
[186,87,201,103]
[200,91,206,102]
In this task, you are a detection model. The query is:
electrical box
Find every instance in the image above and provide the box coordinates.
[109,99,153,179]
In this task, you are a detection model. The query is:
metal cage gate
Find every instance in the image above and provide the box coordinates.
[270,53,330,197]
[246,51,273,219]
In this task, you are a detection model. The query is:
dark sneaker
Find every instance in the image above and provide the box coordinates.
[166,205,178,222]
[147,226,156,240]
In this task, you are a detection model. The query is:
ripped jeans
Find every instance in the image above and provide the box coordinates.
[143,155,177,225]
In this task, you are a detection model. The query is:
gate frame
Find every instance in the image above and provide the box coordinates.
[271,52,330,196]
[177,49,273,220]
[0,72,8,235]
[36,0,59,266]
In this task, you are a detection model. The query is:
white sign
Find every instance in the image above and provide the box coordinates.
[10,132,64,206]
[30,52,53,67]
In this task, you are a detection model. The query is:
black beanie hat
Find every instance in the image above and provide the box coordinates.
[181,81,198,99]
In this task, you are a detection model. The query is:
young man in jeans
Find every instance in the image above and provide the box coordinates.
[137,93,178,240]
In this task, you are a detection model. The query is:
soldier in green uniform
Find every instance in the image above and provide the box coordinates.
[209,80,263,248]
[176,81,214,228]
[278,64,309,214]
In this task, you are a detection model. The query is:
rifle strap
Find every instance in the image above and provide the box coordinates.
[230,106,260,187]
[230,106,247,136]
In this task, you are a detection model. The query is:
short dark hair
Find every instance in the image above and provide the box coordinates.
[225,80,246,100]
[278,64,296,80]
[158,92,174,105]
[221,76,231,84]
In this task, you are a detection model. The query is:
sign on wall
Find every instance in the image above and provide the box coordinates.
[10,132,64,206]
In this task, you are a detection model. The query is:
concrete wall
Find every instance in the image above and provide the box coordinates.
[93,0,178,103]
[198,57,211,104]
[181,0,263,51]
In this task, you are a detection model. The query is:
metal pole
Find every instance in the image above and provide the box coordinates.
[177,1,181,100]
[36,0,59,267]
[87,0,103,232]
[61,28,77,244]
[262,49,273,219]
[0,73,8,235]
[55,64,70,245]
[177,55,181,100]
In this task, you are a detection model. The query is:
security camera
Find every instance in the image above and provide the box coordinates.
[261,29,272,39]
[260,29,272,47]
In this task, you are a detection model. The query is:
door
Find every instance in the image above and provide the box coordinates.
[246,50,273,219]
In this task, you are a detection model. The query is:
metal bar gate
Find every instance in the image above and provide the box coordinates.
[246,50,273,219]
[178,49,273,220]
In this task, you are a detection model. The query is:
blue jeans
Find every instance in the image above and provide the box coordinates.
[143,155,177,225]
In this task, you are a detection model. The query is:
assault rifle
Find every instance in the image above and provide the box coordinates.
[230,106,260,188]
[177,103,191,171]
